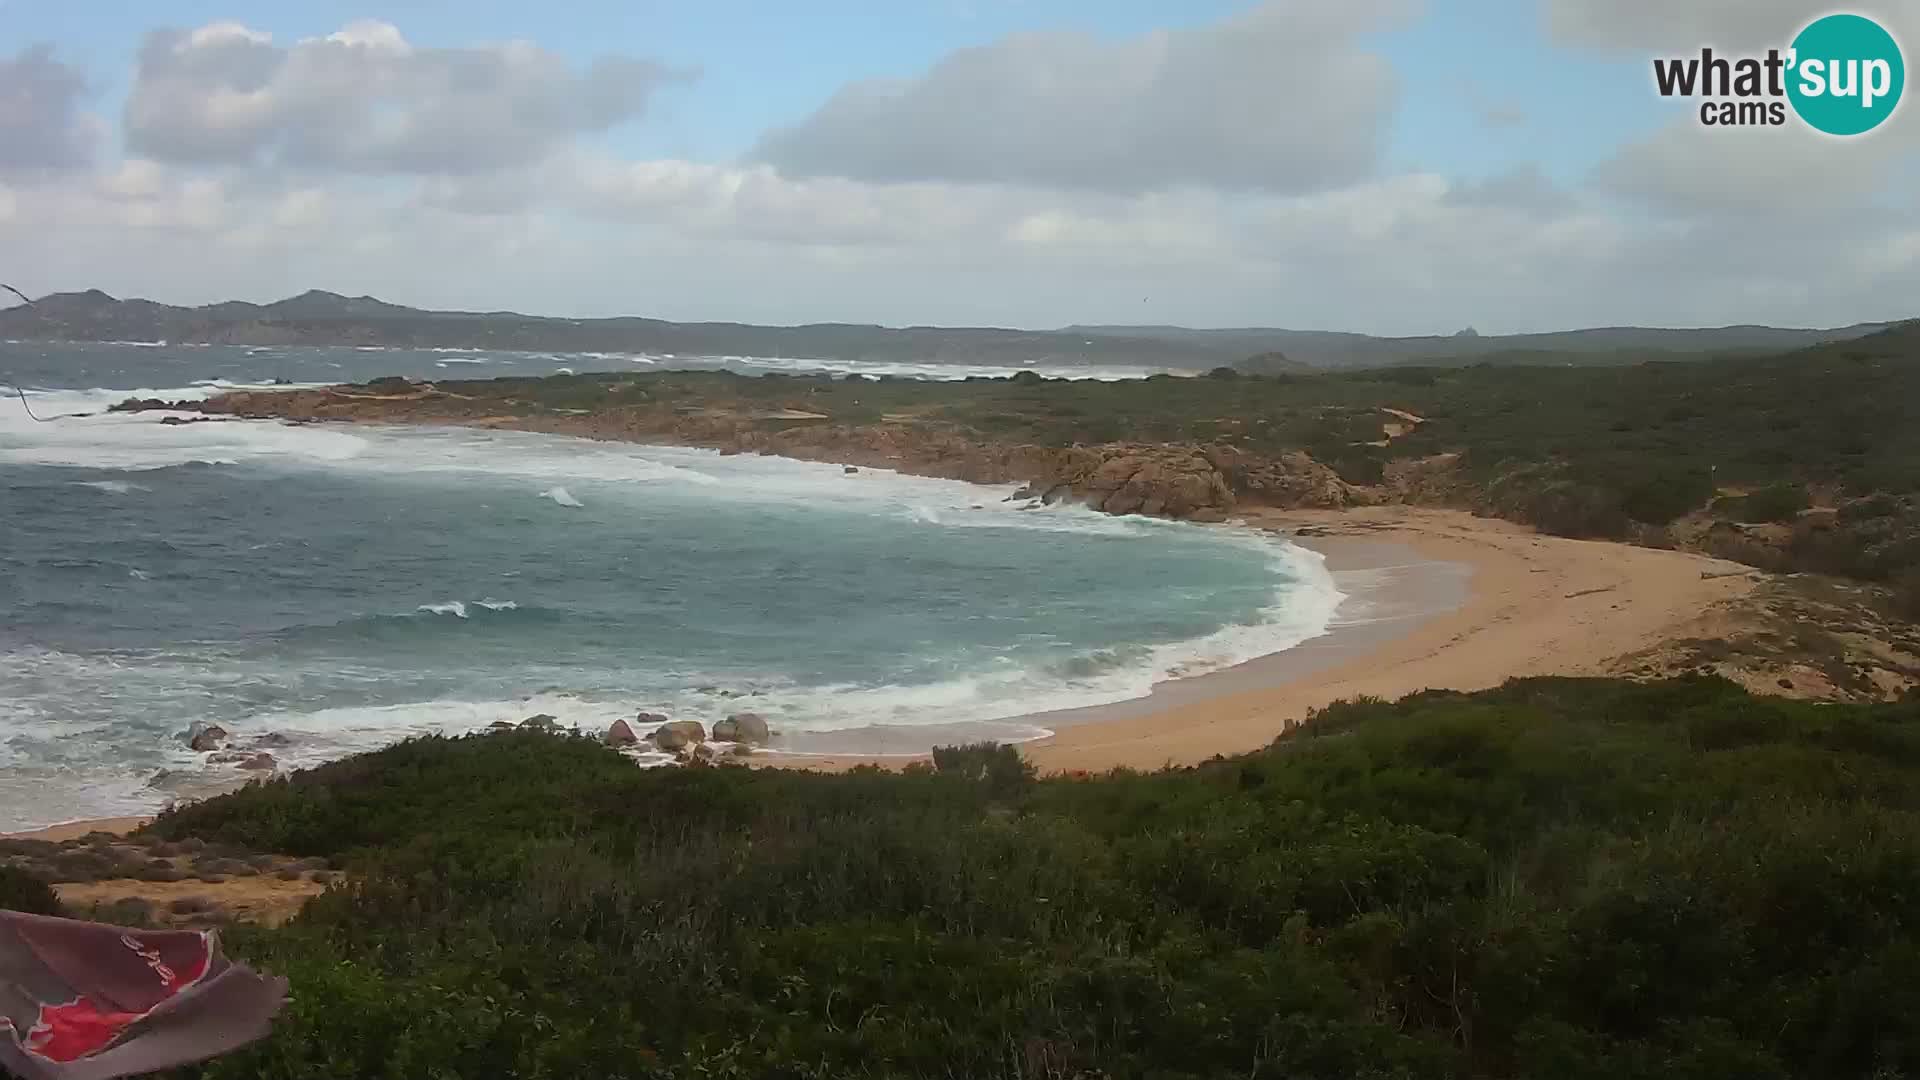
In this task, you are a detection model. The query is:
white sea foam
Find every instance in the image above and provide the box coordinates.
[413,598,518,617]
[539,485,584,507]
[71,479,146,494]
[0,383,364,471]
[225,692,628,768]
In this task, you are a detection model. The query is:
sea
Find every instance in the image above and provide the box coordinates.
[0,342,1344,830]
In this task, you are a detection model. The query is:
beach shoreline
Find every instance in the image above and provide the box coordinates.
[782,504,1760,773]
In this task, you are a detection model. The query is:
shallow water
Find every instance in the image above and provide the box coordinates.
[0,344,1341,829]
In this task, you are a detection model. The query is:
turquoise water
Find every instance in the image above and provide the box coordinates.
[0,347,1341,829]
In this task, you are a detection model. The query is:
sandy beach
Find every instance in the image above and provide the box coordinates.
[1024,505,1757,771]
[2,816,151,842]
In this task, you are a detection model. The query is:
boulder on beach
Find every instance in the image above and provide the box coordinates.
[519,714,559,732]
[186,723,229,752]
[651,720,707,751]
[238,752,276,771]
[635,711,669,726]
[249,732,293,748]
[712,712,770,745]
[488,721,516,732]
[604,718,639,746]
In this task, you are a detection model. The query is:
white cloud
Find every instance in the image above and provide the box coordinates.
[753,0,1414,194]
[2,139,1914,335]
[1545,0,1846,50]
[124,21,689,174]
[1595,120,1905,215]
[0,45,97,172]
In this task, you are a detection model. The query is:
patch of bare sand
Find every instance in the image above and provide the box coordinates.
[4,818,150,843]
[5,819,335,928]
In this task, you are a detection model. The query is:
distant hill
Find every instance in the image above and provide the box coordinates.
[1062,322,1896,368]
[0,289,1217,370]
[0,288,1894,370]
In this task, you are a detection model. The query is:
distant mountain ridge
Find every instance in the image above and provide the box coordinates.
[0,288,1895,369]
[1064,321,1898,367]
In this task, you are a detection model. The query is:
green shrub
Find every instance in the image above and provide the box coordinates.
[1728,482,1812,523]
[141,679,1920,1079]
[930,740,1036,795]
[1894,568,1920,620]
[0,864,65,915]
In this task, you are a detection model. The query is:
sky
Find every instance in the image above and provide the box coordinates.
[1,0,1917,335]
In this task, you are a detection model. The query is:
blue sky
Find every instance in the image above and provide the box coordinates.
[1,1,1916,333]
[20,0,1663,179]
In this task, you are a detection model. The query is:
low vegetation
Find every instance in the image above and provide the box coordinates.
[0,864,64,916]
[121,677,1920,1078]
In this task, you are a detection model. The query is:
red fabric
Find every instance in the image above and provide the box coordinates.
[25,999,145,1064]
[1,910,282,1079]
[18,932,214,1063]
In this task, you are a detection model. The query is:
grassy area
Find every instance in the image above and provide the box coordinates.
[57,677,1909,1077]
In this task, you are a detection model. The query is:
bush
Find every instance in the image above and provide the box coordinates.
[0,865,65,915]
[1526,482,1632,539]
[930,741,1036,795]
[1894,568,1920,620]
[1729,482,1812,523]
[1620,467,1714,524]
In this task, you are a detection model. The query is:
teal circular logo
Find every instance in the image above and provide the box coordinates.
[1787,14,1905,135]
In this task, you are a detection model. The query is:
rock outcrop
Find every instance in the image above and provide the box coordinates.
[1382,452,1464,503]
[651,720,706,751]
[604,718,639,746]
[207,749,275,770]
[712,712,770,745]
[186,724,229,752]
[1202,447,1357,509]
